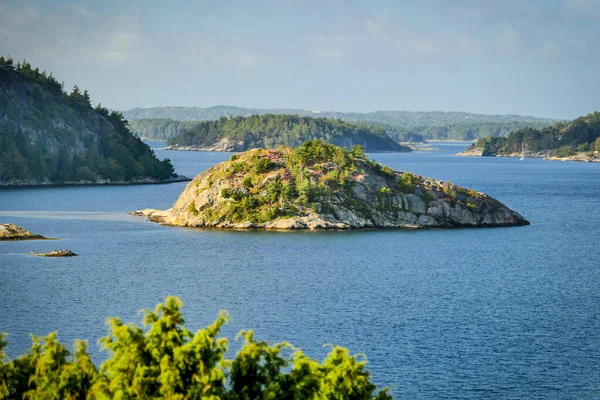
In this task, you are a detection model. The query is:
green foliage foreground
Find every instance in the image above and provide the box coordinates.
[0,297,391,399]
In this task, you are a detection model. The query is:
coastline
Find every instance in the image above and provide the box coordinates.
[0,175,191,189]
[456,148,600,163]
[165,145,412,153]
[426,139,476,143]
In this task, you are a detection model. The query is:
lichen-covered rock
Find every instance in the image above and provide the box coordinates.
[0,224,46,240]
[132,141,530,230]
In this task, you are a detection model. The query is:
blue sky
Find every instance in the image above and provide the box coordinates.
[1,0,598,119]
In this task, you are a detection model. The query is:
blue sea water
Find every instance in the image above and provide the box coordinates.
[1,142,599,399]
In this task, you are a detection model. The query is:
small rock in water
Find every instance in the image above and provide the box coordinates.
[32,249,77,257]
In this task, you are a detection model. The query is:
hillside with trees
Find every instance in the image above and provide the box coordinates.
[129,117,426,142]
[0,56,181,186]
[165,114,411,152]
[123,105,555,126]
[461,111,600,159]
[128,118,199,140]
[124,105,555,142]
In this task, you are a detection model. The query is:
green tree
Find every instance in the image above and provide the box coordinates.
[0,297,391,399]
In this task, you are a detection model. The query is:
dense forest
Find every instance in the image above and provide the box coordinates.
[0,56,176,185]
[125,106,554,142]
[128,118,198,140]
[468,112,600,157]
[0,296,391,399]
[387,121,550,142]
[130,117,425,142]
[166,114,410,152]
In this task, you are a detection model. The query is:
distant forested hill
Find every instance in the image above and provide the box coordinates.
[0,56,179,186]
[128,119,198,140]
[464,112,600,157]
[166,114,410,152]
[130,118,425,143]
[124,106,556,142]
[384,121,551,142]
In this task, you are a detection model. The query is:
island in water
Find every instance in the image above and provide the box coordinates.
[132,140,529,229]
[164,114,411,153]
[0,224,49,241]
[458,111,600,162]
[0,56,188,187]
[30,249,77,257]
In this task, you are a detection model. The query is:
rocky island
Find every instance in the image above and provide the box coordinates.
[164,114,411,153]
[132,140,529,229]
[0,224,48,240]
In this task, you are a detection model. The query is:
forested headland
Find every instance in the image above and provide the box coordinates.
[165,114,411,152]
[0,56,180,186]
[462,111,600,159]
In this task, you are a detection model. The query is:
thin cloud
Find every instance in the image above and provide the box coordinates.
[73,5,93,17]
[95,32,139,61]
[311,33,348,62]
[538,43,561,58]
[496,24,520,51]
[564,0,600,17]
[229,48,267,68]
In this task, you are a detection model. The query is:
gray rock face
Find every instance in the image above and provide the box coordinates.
[132,147,530,230]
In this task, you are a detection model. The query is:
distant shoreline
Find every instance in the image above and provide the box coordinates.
[0,175,191,190]
[165,145,411,153]
[426,139,476,143]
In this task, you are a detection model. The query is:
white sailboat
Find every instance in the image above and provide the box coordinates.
[520,143,525,161]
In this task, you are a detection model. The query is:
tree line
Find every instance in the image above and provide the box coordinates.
[0,296,391,399]
[129,116,551,143]
[470,111,600,156]
[166,114,409,152]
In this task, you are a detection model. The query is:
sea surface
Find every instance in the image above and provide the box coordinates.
[1,142,599,399]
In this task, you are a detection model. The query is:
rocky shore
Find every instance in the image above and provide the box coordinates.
[456,147,485,157]
[0,224,48,240]
[132,142,529,230]
[0,175,191,189]
[31,249,77,257]
[457,147,600,162]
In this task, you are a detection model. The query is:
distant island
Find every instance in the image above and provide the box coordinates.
[125,106,555,142]
[458,111,600,162]
[132,140,529,229]
[0,56,188,187]
[164,114,411,153]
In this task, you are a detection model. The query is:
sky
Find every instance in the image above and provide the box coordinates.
[0,0,599,119]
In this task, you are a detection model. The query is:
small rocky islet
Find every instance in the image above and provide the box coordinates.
[132,140,529,230]
[30,249,77,257]
[0,224,47,240]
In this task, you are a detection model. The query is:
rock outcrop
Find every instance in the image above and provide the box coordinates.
[456,147,485,157]
[31,249,77,257]
[132,141,529,230]
[0,224,47,240]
